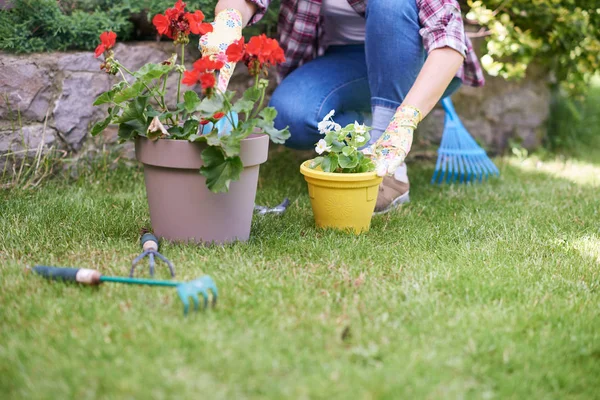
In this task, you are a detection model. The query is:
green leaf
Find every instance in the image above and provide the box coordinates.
[118,123,136,140]
[200,147,244,193]
[256,120,290,144]
[220,134,242,158]
[90,106,120,136]
[168,126,184,138]
[321,153,338,173]
[134,63,173,83]
[116,97,149,137]
[242,86,261,102]
[93,82,126,105]
[199,94,225,114]
[309,157,324,169]
[113,81,145,103]
[116,97,147,125]
[232,99,255,115]
[330,139,345,153]
[357,154,375,173]
[93,91,114,106]
[338,154,359,169]
[90,115,112,136]
[259,106,277,122]
[183,91,201,113]
[187,134,206,143]
[182,119,199,138]
[203,131,221,147]
[342,146,355,157]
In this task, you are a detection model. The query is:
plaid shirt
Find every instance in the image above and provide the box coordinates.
[248,0,485,87]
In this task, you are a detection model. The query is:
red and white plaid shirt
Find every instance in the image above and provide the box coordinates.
[248,0,485,87]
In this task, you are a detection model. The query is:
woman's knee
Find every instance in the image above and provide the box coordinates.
[270,86,320,150]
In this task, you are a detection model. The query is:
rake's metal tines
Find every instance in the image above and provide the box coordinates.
[431,97,499,184]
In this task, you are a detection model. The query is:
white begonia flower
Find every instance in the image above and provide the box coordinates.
[318,120,333,134]
[315,139,332,155]
[317,110,338,134]
[354,121,366,134]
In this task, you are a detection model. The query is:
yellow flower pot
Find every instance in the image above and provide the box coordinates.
[300,160,383,234]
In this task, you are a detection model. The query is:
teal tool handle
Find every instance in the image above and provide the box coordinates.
[33,266,180,287]
[32,266,102,285]
[100,276,179,287]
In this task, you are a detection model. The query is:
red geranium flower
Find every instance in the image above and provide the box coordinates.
[246,34,285,65]
[153,1,212,40]
[95,31,117,58]
[225,35,284,76]
[226,38,245,63]
[193,56,224,72]
[199,72,216,90]
[186,10,213,35]
[199,119,211,125]
[152,14,172,37]
[181,69,201,86]
[212,112,225,120]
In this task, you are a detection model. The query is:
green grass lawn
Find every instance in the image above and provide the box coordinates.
[1,144,599,399]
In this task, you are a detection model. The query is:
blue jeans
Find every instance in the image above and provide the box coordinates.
[269,0,461,150]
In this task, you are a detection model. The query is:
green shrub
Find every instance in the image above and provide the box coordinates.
[0,0,219,53]
[0,0,133,53]
[466,0,600,96]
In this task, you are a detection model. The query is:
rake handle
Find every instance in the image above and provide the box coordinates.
[32,266,180,287]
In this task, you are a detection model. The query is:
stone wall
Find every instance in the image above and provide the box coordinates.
[0,41,550,165]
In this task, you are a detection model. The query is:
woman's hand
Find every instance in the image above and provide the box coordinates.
[364,105,422,176]
[199,8,243,91]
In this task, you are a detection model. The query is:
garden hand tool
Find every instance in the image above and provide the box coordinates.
[363,105,421,177]
[431,97,499,184]
[31,266,217,316]
[130,233,175,278]
[254,198,290,216]
[199,8,243,92]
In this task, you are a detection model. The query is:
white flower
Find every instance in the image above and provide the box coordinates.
[318,120,333,134]
[315,139,332,155]
[354,121,366,134]
[356,135,366,144]
[317,110,338,134]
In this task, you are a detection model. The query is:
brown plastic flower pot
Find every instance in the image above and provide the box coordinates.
[135,134,269,244]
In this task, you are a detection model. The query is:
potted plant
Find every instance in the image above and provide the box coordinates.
[90,1,289,244]
[300,110,383,233]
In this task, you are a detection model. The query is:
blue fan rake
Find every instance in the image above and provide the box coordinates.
[431,97,499,184]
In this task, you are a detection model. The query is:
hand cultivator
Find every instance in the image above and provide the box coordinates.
[130,233,175,278]
[31,266,217,316]
[254,198,290,216]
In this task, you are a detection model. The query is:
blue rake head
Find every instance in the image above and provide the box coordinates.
[176,276,218,316]
[431,97,500,184]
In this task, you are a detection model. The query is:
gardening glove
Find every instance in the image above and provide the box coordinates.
[199,8,243,92]
[364,105,422,177]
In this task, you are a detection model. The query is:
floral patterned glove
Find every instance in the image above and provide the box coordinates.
[199,8,243,91]
[365,105,422,176]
